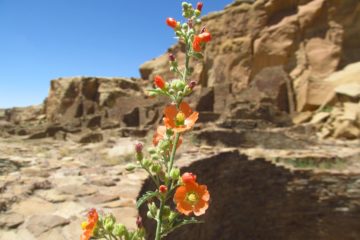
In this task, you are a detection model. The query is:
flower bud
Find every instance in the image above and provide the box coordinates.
[159,185,168,193]
[182,172,197,184]
[125,163,137,171]
[162,206,171,219]
[171,79,185,91]
[135,142,143,154]
[113,224,126,237]
[169,211,177,222]
[151,163,161,173]
[154,75,166,89]
[189,80,196,90]
[158,139,170,151]
[169,89,175,95]
[147,210,153,219]
[147,147,156,154]
[182,2,189,9]
[182,23,188,30]
[168,53,175,62]
[104,215,116,232]
[196,2,203,11]
[194,9,201,17]
[183,85,191,95]
[142,158,152,168]
[170,168,180,180]
[148,202,157,217]
[166,17,177,28]
[136,215,143,228]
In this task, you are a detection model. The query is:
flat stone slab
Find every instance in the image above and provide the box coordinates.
[26,215,70,237]
[101,198,135,208]
[58,184,97,197]
[37,189,71,203]
[83,193,120,204]
[0,213,24,228]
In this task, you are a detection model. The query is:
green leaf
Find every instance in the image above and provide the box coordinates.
[147,89,171,97]
[136,191,158,209]
[161,218,204,237]
[191,52,203,59]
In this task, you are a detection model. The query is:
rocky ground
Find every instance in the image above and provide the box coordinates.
[1,0,360,239]
[0,133,152,239]
[0,125,359,239]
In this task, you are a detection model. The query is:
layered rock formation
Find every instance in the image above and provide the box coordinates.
[2,0,360,140]
[140,0,360,139]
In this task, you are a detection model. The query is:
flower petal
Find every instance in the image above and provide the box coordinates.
[176,202,192,216]
[194,200,209,216]
[153,126,166,146]
[164,104,177,120]
[164,117,176,129]
[174,186,187,202]
[185,112,199,128]
[179,102,192,118]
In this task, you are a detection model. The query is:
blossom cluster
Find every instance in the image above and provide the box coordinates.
[81,2,211,240]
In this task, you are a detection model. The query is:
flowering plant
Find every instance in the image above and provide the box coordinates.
[80,2,211,240]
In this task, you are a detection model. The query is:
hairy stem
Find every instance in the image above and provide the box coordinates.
[168,133,180,173]
[155,198,165,240]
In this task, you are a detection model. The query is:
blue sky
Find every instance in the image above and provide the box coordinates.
[0,0,233,108]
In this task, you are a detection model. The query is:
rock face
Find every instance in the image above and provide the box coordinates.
[1,0,359,140]
[45,77,144,127]
[1,77,168,140]
[139,0,360,139]
[140,150,360,240]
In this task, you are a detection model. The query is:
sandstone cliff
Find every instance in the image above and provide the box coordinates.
[2,0,360,140]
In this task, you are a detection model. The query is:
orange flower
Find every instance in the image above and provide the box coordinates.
[174,176,210,216]
[199,31,211,42]
[182,172,197,184]
[192,35,202,52]
[80,209,98,240]
[163,102,198,133]
[154,75,166,89]
[166,17,177,28]
[153,126,183,148]
[192,30,211,52]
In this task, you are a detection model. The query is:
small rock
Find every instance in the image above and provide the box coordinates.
[58,184,97,197]
[89,178,117,187]
[292,111,313,124]
[26,215,70,237]
[37,189,70,203]
[333,120,360,139]
[101,199,135,208]
[84,193,120,204]
[78,132,103,144]
[335,83,360,98]
[310,112,330,124]
[0,213,24,228]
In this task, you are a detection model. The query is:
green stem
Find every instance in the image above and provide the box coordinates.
[155,132,180,240]
[168,133,180,173]
[155,198,165,240]
[183,45,190,82]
